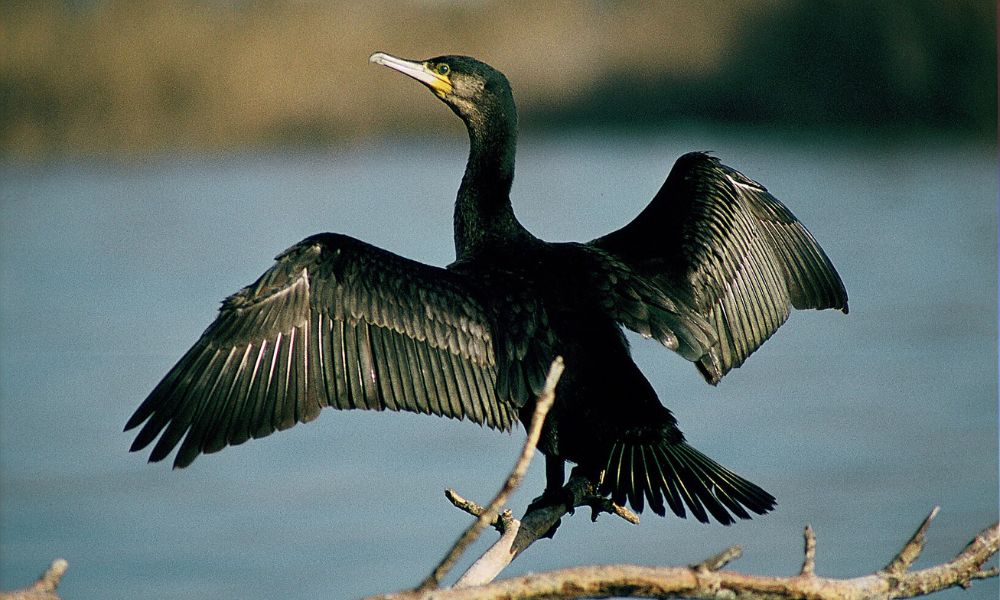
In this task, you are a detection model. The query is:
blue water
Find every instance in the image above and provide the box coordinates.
[1,131,996,599]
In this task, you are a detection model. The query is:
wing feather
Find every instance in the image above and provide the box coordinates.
[592,152,847,382]
[369,325,399,412]
[127,233,519,468]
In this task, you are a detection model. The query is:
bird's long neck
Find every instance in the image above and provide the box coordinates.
[454,106,531,261]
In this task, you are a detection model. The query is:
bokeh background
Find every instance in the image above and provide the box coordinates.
[1,1,996,599]
[1,0,993,156]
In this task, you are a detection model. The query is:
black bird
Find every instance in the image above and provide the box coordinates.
[126,53,848,524]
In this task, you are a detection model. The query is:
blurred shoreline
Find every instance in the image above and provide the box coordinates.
[1,0,994,159]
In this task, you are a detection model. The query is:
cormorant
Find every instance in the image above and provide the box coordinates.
[125,53,848,524]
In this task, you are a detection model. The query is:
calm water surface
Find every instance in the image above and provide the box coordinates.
[1,131,996,599]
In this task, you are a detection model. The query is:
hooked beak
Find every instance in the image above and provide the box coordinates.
[369,52,453,98]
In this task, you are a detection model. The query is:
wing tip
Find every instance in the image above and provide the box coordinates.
[123,415,143,433]
[128,436,150,453]
[696,357,722,386]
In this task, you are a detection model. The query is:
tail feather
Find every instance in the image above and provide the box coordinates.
[645,445,685,518]
[656,443,710,522]
[624,445,643,513]
[638,447,664,516]
[672,443,751,523]
[601,439,776,525]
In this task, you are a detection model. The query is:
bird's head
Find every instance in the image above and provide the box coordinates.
[369,52,515,130]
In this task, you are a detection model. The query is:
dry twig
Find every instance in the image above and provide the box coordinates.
[444,489,514,534]
[417,356,565,590]
[691,545,742,573]
[426,355,639,589]
[364,513,998,600]
[453,473,638,588]
[0,559,67,600]
[883,506,939,575]
[801,524,817,576]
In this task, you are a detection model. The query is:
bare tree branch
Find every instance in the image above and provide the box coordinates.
[0,559,67,600]
[452,474,638,588]
[801,524,817,577]
[444,489,513,534]
[882,506,939,575]
[417,356,565,590]
[419,356,639,589]
[691,545,742,573]
[363,515,998,600]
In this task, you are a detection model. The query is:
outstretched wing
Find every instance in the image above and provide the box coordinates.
[126,233,519,468]
[592,152,848,383]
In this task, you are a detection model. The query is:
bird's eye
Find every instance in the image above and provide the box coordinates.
[436,63,450,76]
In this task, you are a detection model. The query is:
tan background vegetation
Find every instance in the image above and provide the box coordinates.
[1,0,993,158]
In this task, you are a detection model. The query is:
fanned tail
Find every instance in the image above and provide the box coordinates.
[599,438,776,524]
